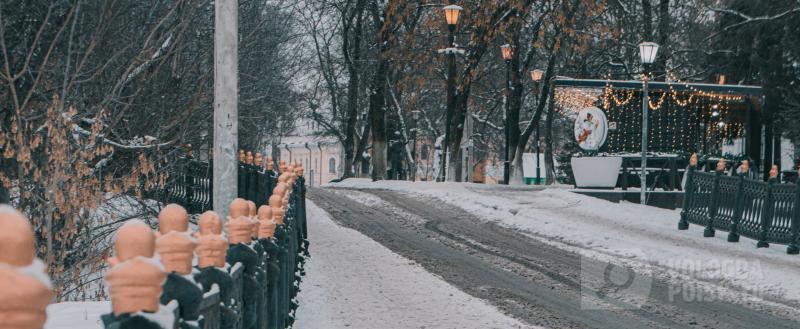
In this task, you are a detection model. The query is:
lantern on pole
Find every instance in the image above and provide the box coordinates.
[638,41,659,205]
[638,42,660,65]
[530,69,544,82]
[500,44,514,63]
[443,5,462,31]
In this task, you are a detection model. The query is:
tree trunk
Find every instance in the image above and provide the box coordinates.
[656,0,670,74]
[341,0,366,178]
[508,35,559,185]
[368,72,387,180]
[369,60,389,181]
[544,94,556,185]
[509,144,526,186]
[642,0,653,40]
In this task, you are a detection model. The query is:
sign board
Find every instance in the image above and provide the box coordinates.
[573,106,608,151]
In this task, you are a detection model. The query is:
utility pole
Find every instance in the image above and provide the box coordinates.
[214,0,238,219]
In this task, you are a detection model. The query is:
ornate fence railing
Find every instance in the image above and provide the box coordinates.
[161,154,278,214]
[102,157,309,329]
[679,159,800,254]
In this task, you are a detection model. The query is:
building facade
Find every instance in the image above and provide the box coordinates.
[276,119,343,187]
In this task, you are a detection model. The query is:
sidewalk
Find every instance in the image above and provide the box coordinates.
[294,200,532,329]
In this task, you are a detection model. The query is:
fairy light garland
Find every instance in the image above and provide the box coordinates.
[553,75,749,154]
[648,91,668,110]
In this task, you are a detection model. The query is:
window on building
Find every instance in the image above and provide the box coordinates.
[421,144,429,160]
[329,158,336,173]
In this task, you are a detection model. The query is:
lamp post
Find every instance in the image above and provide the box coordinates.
[530,69,544,185]
[638,41,660,205]
[439,4,462,182]
[501,44,514,185]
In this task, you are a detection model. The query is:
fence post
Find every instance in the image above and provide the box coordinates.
[789,174,800,254]
[296,164,310,256]
[103,221,170,329]
[255,153,267,207]
[269,187,288,329]
[226,198,261,329]
[704,158,725,237]
[0,207,53,329]
[727,170,746,243]
[156,204,203,326]
[258,205,281,329]
[194,211,233,329]
[678,153,697,230]
[246,152,257,202]
[238,150,246,198]
[758,166,779,248]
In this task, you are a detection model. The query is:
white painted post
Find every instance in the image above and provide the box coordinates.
[214,0,238,220]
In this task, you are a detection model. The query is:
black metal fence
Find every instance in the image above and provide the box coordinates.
[161,158,277,213]
[679,165,800,254]
[106,169,309,329]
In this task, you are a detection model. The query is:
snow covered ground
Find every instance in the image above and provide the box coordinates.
[45,198,530,329]
[294,199,532,328]
[327,179,800,314]
[45,301,109,329]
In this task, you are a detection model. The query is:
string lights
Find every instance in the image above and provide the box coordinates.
[551,74,749,155]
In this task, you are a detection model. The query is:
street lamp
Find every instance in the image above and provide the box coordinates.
[638,42,660,64]
[530,69,544,185]
[530,69,544,82]
[501,44,514,185]
[500,44,514,62]
[638,41,659,205]
[438,3,462,182]
[444,5,462,29]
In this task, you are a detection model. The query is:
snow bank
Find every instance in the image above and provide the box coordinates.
[294,199,533,329]
[327,179,800,309]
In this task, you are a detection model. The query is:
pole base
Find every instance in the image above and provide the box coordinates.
[756,241,770,248]
[727,233,739,243]
[703,227,715,237]
[678,221,689,230]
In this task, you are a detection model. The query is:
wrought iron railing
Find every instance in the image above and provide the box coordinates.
[105,173,309,329]
[679,165,800,254]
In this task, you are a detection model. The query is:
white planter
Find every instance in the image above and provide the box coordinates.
[571,156,622,188]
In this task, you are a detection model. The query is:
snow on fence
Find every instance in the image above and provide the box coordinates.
[680,156,800,254]
[103,161,308,329]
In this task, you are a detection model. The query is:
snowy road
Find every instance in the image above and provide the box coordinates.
[310,186,800,329]
[294,199,530,329]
